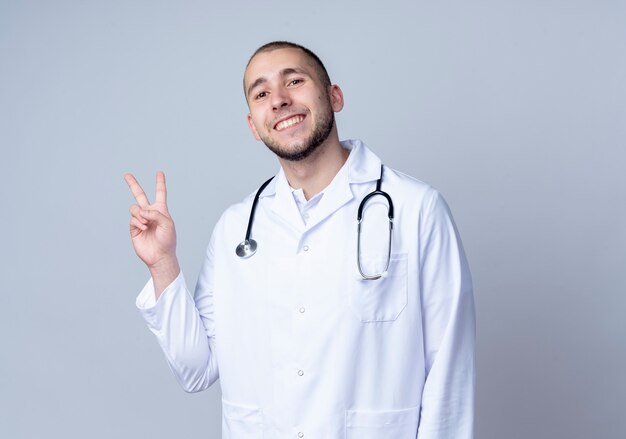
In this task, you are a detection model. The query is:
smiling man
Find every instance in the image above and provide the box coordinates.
[126,41,475,439]
[245,46,338,164]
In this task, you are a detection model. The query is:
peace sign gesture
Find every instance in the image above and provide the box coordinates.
[125,171,180,295]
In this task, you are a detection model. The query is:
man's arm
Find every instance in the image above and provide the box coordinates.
[135,237,219,393]
[417,189,475,439]
[126,172,219,392]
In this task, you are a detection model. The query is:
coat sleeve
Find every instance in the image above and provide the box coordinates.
[135,232,220,393]
[416,188,475,439]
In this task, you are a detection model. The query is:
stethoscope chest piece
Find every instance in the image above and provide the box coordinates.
[236,239,258,258]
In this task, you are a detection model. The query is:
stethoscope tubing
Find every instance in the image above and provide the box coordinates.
[356,165,394,280]
[245,176,275,242]
[235,175,274,258]
[236,165,394,281]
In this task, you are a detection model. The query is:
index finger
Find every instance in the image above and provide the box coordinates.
[155,171,167,205]
[124,173,150,207]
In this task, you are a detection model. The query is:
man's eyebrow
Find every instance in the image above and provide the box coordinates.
[247,77,267,98]
[246,68,310,98]
[281,67,307,77]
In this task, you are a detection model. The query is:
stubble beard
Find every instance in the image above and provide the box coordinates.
[260,105,335,162]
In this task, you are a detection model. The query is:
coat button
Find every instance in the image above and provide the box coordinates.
[303,245,309,252]
[299,307,305,313]
[298,433,304,438]
[298,370,304,376]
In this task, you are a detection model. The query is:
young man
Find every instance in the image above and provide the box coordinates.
[125,41,475,439]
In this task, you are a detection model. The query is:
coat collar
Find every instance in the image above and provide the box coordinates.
[259,139,383,233]
[259,139,383,198]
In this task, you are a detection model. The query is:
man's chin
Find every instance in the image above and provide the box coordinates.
[262,140,318,162]
[261,113,333,162]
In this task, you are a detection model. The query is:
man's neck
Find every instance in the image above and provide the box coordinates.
[278,137,349,200]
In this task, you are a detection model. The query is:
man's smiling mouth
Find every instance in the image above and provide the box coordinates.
[274,115,305,131]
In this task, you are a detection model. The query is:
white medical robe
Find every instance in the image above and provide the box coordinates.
[137,139,475,438]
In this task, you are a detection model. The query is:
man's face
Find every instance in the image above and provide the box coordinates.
[244,48,342,161]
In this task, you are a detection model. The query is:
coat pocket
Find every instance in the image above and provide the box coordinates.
[346,406,420,439]
[350,254,408,322]
[222,399,264,439]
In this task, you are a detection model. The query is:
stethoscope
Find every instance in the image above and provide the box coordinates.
[235,165,394,280]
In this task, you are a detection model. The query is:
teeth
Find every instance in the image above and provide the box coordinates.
[276,115,304,131]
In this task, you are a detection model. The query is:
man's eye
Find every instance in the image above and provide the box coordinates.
[255,91,267,99]
[289,79,303,86]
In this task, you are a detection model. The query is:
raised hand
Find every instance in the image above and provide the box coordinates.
[125,171,180,296]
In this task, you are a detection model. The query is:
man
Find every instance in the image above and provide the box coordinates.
[125,41,475,438]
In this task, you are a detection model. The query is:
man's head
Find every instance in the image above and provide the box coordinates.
[243,41,343,162]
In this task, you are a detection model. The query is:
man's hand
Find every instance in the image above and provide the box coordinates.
[125,171,180,297]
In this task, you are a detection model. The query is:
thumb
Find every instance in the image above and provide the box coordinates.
[139,209,172,227]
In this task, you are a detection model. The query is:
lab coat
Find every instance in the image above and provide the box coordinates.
[137,139,475,439]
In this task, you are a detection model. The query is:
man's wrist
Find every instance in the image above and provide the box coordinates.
[149,256,181,298]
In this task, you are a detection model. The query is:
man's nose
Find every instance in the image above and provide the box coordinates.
[271,89,291,111]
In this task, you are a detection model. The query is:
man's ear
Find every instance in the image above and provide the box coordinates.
[329,85,344,113]
[247,114,261,141]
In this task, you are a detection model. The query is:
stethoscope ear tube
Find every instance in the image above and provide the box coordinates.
[357,190,394,222]
[357,165,394,222]
[356,165,395,280]
[356,218,393,280]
